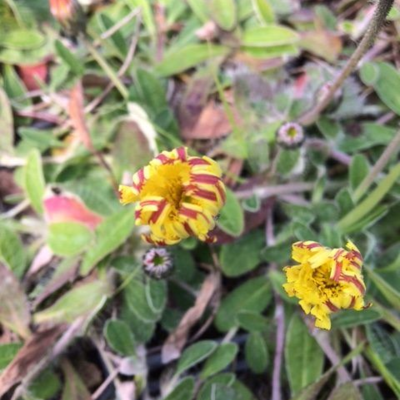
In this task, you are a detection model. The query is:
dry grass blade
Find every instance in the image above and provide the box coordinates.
[161,272,220,363]
[0,263,31,340]
[0,325,66,397]
[69,82,93,151]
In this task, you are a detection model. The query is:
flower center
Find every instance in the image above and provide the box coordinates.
[287,127,298,138]
[140,163,191,211]
[312,264,341,298]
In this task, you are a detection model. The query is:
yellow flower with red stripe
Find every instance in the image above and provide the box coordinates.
[283,240,369,330]
[119,147,226,245]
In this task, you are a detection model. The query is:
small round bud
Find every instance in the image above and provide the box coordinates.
[276,122,305,149]
[142,248,173,280]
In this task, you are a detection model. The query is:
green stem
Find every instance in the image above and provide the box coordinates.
[337,162,400,232]
[353,129,400,202]
[84,38,129,99]
[298,0,394,126]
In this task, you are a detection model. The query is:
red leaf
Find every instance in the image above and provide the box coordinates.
[17,61,48,91]
[44,194,103,230]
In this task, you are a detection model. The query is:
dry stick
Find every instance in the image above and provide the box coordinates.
[83,37,129,99]
[310,329,352,383]
[235,182,314,200]
[266,206,285,400]
[10,318,86,400]
[306,138,352,166]
[94,8,140,45]
[353,129,400,202]
[85,12,142,114]
[298,0,395,126]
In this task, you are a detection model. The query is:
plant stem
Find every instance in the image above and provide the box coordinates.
[83,37,129,99]
[353,129,400,202]
[298,0,394,126]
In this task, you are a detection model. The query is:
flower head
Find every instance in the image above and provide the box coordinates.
[283,240,369,330]
[276,122,304,149]
[143,248,173,279]
[119,147,226,245]
[49,0,86,35]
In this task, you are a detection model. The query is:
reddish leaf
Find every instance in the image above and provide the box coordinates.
[17,60,49,91]
[69,82,92,149]
[181,101,240,140]
[300,31,342,63]
[44,194,103,230]
[27,245,53,277]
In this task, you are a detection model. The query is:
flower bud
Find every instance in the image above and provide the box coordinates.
[49,0,86,36]
[142,248,174,280]
[276,122,305,149]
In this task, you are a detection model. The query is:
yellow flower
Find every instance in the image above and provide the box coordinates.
[283,240,369,330]
[119,147,226,245]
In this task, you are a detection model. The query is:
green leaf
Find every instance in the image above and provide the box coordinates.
[0,343,22,370]
[366,268,400,312]
[360,62,380,86]
[132,69,168,115]
[0,264,31,339]
[237,311,269,332]
[277,149,300,175]
[154,44,229,77]
[328,383,362,400]
[0,223,27,278]
[220,230,264,277]
[215,277,272,332]
[186,0,209,22]
[209,0,237,31]
[146,279,167,314]
[261,241,291,264]
[29,369,61,400]
[176,340,217,376]
[217,188,244,237]
[349,154,370,195]
[164,377,195,400]
[331,309,381,329]
[201,343,238,379]
[0,88,13,154]
[54,39,84,76]
[360,62,400,115]
[34,280,110,324]
[197,374,236,400]
[125,0,155,36]
[252,0,275,24]
[61,360,91,400]
[337,163,400,233]
[104,319,136,356]
[242,44,299,59]
[245,332,269,374]
[0,29,45,50]
[97,13,127,59]
[124,279,162,322]
[80,208,135,275]
[241,26,299,47]
[48,222,93,257]
[120,302,155,343]
[316,116,342,139]
[3,64,29,104]
[24,149,46,215]
[285,315,324,395]
[292,222,317,242]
